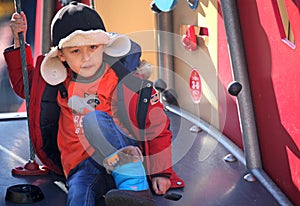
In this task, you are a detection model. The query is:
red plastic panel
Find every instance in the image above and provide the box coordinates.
[236,0,300,204]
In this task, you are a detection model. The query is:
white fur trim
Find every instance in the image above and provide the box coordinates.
[41,30,131,85]
[58,30,110,49]
[41,48,67,85]
[105,33,131,57]
[136,60,153,79]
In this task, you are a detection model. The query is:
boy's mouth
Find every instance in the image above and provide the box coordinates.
[81,64,93,70]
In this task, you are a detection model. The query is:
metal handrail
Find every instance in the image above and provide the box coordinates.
[166,105,293,206]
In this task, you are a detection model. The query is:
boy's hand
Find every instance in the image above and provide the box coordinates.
[151,176,171,195]
[10,11,27,48]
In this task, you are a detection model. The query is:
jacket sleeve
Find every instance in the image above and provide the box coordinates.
[144,89,174,177]
[3,44,35,98]
[144,89,185,188]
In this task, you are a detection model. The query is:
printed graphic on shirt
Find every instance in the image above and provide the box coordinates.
[150,92,159,105]
[68,93,100,114]
[73,114,84,134]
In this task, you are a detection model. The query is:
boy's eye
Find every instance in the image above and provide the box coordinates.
[71,49,79,54]
[90,45,98,50]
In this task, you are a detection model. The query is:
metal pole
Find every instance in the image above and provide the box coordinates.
[155,11,175,89]
[12,0,49,176]
[41,0,56,53]
[14,0,35,161]
[220,0,262,170]
[90,0,95,9]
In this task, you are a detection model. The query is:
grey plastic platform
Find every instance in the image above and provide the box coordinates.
[0,113,279,206]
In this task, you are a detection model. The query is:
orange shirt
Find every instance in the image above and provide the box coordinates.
[57,63,119,176]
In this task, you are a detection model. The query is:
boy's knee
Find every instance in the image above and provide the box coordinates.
[83,110,112,134]
[84,110,111,123]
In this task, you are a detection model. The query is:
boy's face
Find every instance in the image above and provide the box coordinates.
[57,44,105,78]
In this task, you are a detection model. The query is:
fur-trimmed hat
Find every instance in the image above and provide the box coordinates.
[41,2,130,85]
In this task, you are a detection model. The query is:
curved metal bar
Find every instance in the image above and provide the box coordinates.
[167,105,293,206]
[252,168,294,206]
[166,105,246,165]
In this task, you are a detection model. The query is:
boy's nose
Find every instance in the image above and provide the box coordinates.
[82,50,92,61]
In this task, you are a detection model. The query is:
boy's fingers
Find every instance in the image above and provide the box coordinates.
[10,12,27,32]
[152,178,166,195]
[152,180,159,194]
[20,11,27,24]
[152,177,171,195]
[11,12,26,24]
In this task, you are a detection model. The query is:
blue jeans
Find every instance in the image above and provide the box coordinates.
[66,111,141,206]
[66,157,115,206]
[83,110,139,160]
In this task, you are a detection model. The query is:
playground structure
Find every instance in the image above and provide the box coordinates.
[0,0,299,205]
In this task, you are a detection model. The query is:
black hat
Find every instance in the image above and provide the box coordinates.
[41,2,131,86]
[51,1,106,47]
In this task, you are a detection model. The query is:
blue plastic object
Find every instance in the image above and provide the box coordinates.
[154,0,178,12]
[187,0,199,10]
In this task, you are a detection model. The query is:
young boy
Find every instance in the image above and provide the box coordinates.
[5,2,184,206]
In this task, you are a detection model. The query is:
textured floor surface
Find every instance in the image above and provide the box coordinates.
[0,113,279,206]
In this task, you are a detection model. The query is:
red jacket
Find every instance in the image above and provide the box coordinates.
[4,45,184,189]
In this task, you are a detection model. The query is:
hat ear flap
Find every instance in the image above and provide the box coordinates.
[105,33,131,57]
[41,48,67,85]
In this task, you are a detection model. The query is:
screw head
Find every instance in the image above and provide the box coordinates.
[227,81,242,96]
